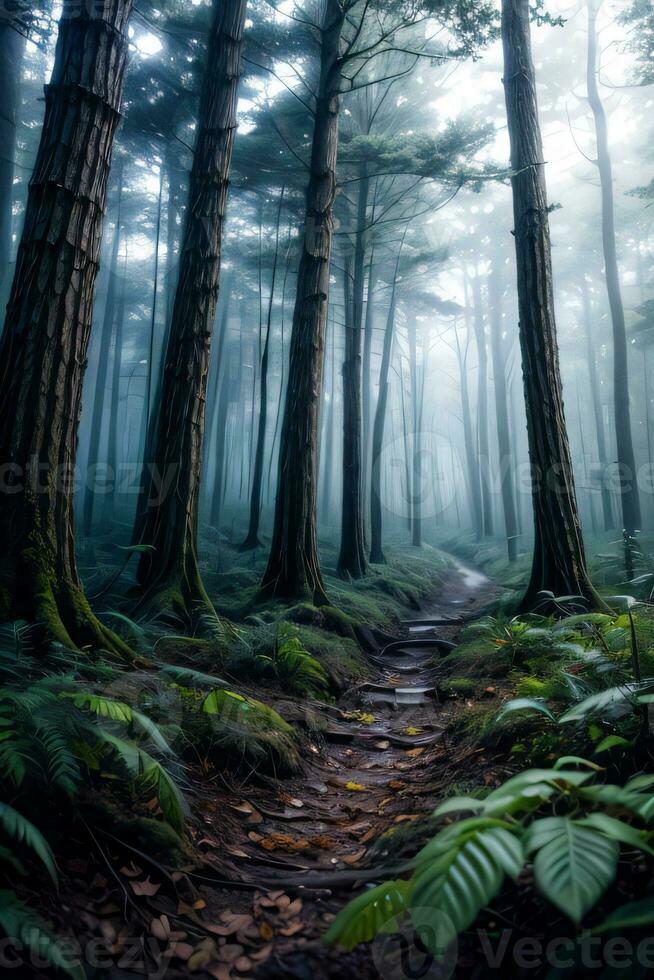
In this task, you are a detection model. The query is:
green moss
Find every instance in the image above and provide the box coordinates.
[439,677,478,698]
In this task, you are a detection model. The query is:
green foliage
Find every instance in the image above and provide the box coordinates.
[0,803,57,884]
[0,891,85,979]
[256,625,330,697]
[323,880,411,951]
[325,760,654,952]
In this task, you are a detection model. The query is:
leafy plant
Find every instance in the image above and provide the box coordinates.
[462,614,585,666]
[256,625,330,697]
[325,760,654,953]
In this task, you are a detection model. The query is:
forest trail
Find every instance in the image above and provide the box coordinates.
[178,563,500,979]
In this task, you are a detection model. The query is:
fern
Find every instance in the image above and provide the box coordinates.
[99,731,186,832]
[0,890,85,979]
[0,803,57,883]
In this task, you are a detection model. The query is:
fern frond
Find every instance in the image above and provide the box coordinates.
[0,890,85,979]
[0,803,57,883]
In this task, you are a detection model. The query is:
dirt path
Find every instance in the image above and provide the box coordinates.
[167,563,501,979]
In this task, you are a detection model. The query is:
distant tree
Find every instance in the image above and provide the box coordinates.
[586,0,641,535]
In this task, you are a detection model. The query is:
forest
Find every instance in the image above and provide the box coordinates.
[0,0,653,977]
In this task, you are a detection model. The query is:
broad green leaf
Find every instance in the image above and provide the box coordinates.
[323,880,410,950]
[559,686,637,723]
[496,698,555,722]
[592,894,654,935]
[526,817,618,923]
[594,735,630,754]
[434,796,484,817]
[577,813,654,855]
[552,756,602,771]
[410,825,523,941]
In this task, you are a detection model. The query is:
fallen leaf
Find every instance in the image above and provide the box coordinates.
[373,740,390,750]
[130,877,161,897]
[171,942,195,961]
[342,848,366,865]
[405,747,425,758]
[150,915,171,941]
[216,944,244,964]
[228,801,263,824]
[388,780,407,791]
[344,781,367,792]
[234,956,253,973]
[279,920,304,937]
[259,922,274,941]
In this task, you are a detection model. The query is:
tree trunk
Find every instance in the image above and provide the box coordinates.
[338,245,368,578]
[260,0,344,603]
[0,21,24,302]
[456,323,483,540]
[370,280,398,563]
[134,0,248,619]
[586,0,640,534]
[408,313,423,547]
[83,167,124,537]
[489,266,518,561]
[472,272,494,535]
[209,303,232,532]
[241,190,285,550]
[0,0,133,653]
[103,255,127,524]
[361,247,375,524]
[581,277,614,530]
[502,0,600,609]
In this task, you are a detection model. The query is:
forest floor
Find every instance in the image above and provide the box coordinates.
[22,533,654,980]
[37,551,515,980]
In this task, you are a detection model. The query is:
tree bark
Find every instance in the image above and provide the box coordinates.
[260,0,344,604]
[502,0,600,609]
[0,0,133,653]
[134,0,248,618]
[0,20,24,302]
[83,167,124,537]
[489,266,518,561]
[586,0,640,534]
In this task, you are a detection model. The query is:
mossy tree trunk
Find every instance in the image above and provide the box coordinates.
[260,0,345,604]
[0,0,133,653]
[502,0,601,610]
[134,0,248,619]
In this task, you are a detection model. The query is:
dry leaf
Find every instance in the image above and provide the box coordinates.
[259,922,274,941]
[342,848,366,865]
[405,747,425,758]
[150,915,171,941]
[130,877,161,897]
[344,781,367,792]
